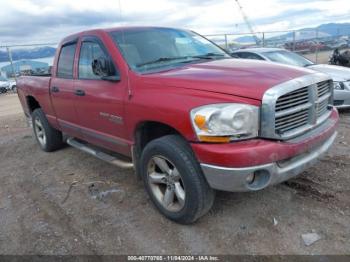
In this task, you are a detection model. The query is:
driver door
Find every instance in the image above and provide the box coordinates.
[74,36,129,154]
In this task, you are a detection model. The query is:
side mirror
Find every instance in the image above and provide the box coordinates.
[92,57,120,81]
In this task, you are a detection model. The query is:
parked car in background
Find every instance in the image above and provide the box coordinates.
[231,48,350,108]
[17,27,338,224]
[0,76,9,93]
[0,76,17,93]
[329,49,350,68]
[8,80,17,92]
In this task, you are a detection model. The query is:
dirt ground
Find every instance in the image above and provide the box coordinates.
[0,93,349,255]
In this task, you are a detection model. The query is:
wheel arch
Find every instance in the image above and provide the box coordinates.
[26,95,41,114]
[134,121,186,152]
[132,121,189,177]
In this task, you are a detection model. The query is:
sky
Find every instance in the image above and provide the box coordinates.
[0,0,349,45]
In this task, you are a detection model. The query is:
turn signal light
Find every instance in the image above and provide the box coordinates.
[194,115,207,130]
[198,135,230,143]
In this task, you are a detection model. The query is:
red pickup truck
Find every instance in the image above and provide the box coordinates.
[17,27,339,224]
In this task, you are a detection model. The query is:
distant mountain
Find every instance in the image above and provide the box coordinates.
[0,47,56,63]
[234,23,350,43]
[313,23,350,36]
[234,35,256,44]
[234,35,257,43]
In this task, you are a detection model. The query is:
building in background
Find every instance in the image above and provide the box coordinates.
[0,60,49,77]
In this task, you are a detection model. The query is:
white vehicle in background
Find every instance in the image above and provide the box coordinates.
[0,76,9,93]
[231,48,350,108]
[7,79,17,92]
[0,76,17,93]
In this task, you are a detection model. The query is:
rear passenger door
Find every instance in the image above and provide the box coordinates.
[74,36,128,154]
[50,41,81,138]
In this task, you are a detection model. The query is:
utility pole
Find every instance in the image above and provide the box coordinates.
[6,47,17,82]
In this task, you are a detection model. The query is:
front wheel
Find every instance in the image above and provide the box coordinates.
[140,135,215,224]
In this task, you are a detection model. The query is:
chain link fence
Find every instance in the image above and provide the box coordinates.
[0,43,57,93]
[205,27,350,64]
[1,26,350,93]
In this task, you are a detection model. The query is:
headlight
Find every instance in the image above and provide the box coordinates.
[334,82,345,90]
[191,103,259,143]
[342,81,350,91]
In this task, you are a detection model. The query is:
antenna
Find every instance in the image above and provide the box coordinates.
[234,0,261,45]
[117,0,132,98]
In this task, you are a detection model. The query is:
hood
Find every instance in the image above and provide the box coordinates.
[142,59,315,100]
[308,64,350,82]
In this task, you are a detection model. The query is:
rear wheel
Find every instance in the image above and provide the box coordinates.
[140,135,215,224]
[32,108,64,152]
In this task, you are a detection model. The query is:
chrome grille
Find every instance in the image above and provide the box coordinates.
[275,108,309,134]
[317,81,330,97]
[317,98,329,117]
[316,80,332,118]
[261,73,333,140]
[275,86,309,112]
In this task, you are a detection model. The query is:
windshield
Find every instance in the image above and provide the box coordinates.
[110,28,230,73]
[263,50,314,67]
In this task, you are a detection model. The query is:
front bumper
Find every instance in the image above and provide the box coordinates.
[201,132,336,192]
[334,89,350,108]
[193,109,339,192]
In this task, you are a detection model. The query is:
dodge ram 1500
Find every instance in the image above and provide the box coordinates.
[17,27,339,224]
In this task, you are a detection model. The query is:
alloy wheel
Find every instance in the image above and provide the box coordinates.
[147,156,186,212]
[34,118,46,147]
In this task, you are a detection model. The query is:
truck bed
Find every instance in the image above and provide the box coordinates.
[17,76,55,121]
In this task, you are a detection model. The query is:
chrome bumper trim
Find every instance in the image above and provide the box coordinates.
[201,131,337,192]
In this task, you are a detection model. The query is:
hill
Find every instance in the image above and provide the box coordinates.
[0,47,56,63]
[235,22,350,43]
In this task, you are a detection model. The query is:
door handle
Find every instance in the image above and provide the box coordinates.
[51,86,60,93]
[74,89,85,96]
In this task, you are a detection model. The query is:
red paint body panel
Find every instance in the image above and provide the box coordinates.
[16,27,339,168]
[145,59,314,100]
[191,109,339,168]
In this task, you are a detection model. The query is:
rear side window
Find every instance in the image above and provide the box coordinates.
[57,43,77,78]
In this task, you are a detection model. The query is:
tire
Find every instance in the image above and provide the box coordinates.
[32,108,64,152]
[140,135,215,224]
[12,85,17,93]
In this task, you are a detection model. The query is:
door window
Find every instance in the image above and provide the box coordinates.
[57,43,77,78]
[79,42,110,79]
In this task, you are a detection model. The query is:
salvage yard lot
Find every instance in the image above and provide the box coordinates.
[0,93,349,254]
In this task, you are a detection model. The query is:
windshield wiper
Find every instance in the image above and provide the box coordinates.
[136,53,226,68]
[136,56,189,67]
[191,53,226,59]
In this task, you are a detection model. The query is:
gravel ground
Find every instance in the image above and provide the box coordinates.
[0,94,349,255]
